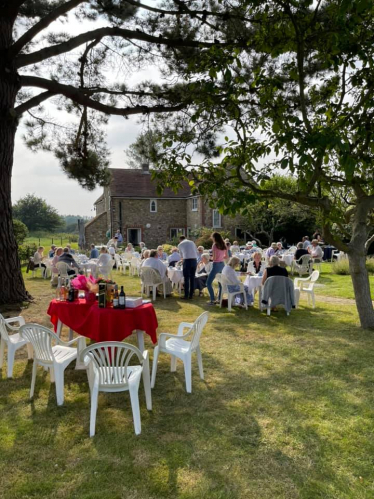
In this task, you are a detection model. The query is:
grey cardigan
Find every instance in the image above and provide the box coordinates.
[261,276,296,313]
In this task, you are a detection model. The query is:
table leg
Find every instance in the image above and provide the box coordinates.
[75,336,87,370]
[57,320,62,338]
[69,328,74,341]
[136,330,145,352]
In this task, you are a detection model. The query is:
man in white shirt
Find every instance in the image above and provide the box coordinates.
[178,236,198,299]
[309,239,323,259]
[143,250,167,280]
[303,236,311,249]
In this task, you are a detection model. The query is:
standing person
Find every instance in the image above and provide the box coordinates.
[178,235,198,299]
[116,229,123,244]
[206,232,227,306]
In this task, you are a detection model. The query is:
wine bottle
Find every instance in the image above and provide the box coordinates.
[98,283,106,308]
[113,284,119,309]
[55,276,61,301]
[119,286,126,309]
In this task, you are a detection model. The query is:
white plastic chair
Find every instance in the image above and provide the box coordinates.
[293,254,312,276]
[98,259,115,279]
[140,267,166,300]
[130,257,141,276]
[294,270,320,308]
[80,342,152,437]
[216,274,248,311]
[151,312,209,393]
[0,314,33,378]
[32,263,45,278]
[114,254,123,272]
[312,257,322,272]
[20,324,85,406]
[56,261,76,279]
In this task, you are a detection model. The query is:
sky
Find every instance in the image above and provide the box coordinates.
[12,114,143,217]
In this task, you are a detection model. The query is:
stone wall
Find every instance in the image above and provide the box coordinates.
[85,212,108,246]
[111,198,187,247]
[186,196,202,231]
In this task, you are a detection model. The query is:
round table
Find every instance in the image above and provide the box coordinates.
[243,275,263,307]
[47,299,158,351]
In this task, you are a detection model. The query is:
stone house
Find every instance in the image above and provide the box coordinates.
[85,166,248,247]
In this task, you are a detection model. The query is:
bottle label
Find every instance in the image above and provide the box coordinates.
[113,298,119,308]
[119,297,125,305]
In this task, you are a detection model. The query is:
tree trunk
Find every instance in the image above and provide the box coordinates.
[0,12,30,304]
[348,251,374,329]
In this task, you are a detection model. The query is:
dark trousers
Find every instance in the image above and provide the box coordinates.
[183,259,197,298]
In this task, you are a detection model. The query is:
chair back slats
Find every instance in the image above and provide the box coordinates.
[20,324,56,363]
[140,267,162,285]
[186,312,209,351]
[82,342,143,387]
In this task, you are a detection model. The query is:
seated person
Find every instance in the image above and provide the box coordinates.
[125,243,134,252]
[140,249,150,264]
[58,247,81,275]
[247,251,266,275]
[231,241,240,253]
[97,246,112,266]
[108,244,116,258]
[48,245,56,258]
[66,244,75,255]
[194,254,212,296]
[262,255,288,285]
[90,244,99,259]
[33,246,47,277]
[309,239,323,260]
[157,245,167,261]
[51,247,63,274]
[302,236,311,249]
[222,256,253,306]
[275,242,284,255]
[142,250,167,280]
[196,246,205,263]
[294,242,309,262]
[168,247,181,267]
[265,242,278,259]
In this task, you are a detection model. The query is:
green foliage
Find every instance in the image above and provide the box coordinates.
[162,244,173,254]
[332,257,374,275]
[12,194,64,232]
[17,243,37,263]
[12,219,29,245]
[194,227,231,248]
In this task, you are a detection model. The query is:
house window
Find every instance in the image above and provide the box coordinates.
[170,228,186,239]
[192,197,198,211]
[212,209,221,228]
[235,228,244,239]
[150,199,157,213]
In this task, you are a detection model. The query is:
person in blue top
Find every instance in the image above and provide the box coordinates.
[116,229,123,243]
[90,244,99,258]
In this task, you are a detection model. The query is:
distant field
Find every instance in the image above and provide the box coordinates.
[24,233,79,250]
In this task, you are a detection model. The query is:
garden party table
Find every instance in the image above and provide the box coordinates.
[47,299,158,352]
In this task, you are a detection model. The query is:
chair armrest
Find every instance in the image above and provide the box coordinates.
[294,277,309,287]
[177,322,194,336]
[56,335,83,347]
[158,332,177,348]
[5,316,25,330]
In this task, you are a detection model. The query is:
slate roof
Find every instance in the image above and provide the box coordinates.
[108,168,191,199]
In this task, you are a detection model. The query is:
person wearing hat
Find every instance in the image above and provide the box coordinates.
[265,242,278,259]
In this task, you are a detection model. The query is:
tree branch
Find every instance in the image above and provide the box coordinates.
[20,75,188,116]
[15,26,233,68]
[11,0,87,56]
[13,91,55,116]
[365,233,374,252]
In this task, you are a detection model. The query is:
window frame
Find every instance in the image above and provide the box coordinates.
[191,197,198,211]
[212,209,222,228]
[170,228,186,239]
[150,199,157,213]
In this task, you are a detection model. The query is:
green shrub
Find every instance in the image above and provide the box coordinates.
[18,243,38,264]
[13,219,29,244]
[162,244,173,254]
[195,227,231,249]
[332,257,374,275]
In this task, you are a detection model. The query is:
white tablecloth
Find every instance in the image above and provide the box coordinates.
[168,267,184,285]
[80,259,98,276]
[243,275,263,292]
[281,254,294,267]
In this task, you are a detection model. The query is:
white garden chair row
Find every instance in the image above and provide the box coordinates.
[0,311,209,436]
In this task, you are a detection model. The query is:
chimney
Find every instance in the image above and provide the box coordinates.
[141,163,150,174]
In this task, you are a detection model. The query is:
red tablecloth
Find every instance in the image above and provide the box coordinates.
[47,299,158,344]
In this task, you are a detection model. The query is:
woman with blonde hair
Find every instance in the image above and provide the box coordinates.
[222,256,253,306]
[33,246,47,277]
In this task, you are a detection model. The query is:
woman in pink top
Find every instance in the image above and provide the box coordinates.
[206,232,227,305]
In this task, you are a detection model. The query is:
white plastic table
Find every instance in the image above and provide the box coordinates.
[243,275,263,307]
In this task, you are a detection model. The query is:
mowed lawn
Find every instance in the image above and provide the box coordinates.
[1,265,374,499]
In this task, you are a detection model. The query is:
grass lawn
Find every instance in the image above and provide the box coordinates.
[1,266,374,498]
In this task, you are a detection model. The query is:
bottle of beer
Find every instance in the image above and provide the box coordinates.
[113,284,119,309]
[60,278,66,301]
[119,286,126,309]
